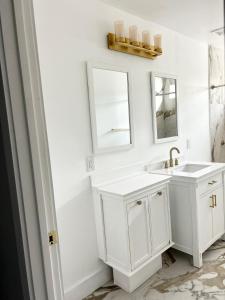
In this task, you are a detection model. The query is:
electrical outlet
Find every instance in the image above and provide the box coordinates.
[86,156,95,172]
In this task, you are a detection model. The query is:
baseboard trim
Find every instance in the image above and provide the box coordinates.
[65,266,112,300]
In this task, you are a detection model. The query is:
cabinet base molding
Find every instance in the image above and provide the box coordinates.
[113,255,162,293]
[172,244,193,255]
[200,232,225,253]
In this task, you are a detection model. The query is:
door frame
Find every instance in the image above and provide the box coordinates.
[0,0,64,299]
[0,43,30,300]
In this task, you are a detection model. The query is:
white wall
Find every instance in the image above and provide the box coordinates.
[32,0,211,298]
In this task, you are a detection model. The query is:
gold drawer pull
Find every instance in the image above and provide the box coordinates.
[210,195,217,208]
[210,195,215,208]
[136,200,142,205]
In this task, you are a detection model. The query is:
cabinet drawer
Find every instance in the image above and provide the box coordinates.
[198,173,222,195]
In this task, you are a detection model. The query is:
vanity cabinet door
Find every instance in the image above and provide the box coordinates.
[199,187,224,252]
[127,196,151,270]
[212,187,224,239]
[149,188,170,255]
[198,193,213,251]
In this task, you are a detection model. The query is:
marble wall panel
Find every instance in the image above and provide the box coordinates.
[209,45,225,162]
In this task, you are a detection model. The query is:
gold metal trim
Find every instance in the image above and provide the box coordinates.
[107,33,162,60]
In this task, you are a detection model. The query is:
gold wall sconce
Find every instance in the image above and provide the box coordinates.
[107,21,163,60]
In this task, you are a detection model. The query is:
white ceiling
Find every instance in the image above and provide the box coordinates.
[102,0,224,41]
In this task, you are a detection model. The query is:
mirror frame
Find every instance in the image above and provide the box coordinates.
[150,72,179,144]
[87,62,134,154]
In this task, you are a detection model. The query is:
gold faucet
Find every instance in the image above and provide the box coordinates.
[169,147,180,167]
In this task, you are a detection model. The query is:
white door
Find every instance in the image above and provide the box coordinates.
[212,187,225,239]
[1,1,64,299]
[198,193,213,252]
[149,188,170,255]
[127,196,151,270]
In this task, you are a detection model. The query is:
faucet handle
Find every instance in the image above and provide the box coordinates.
[175,158,179,166]
[164,160,169,169]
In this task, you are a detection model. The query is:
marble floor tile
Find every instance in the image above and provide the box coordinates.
[84,240,225,300]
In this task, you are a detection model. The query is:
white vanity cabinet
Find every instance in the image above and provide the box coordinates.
[169,169,225,268]
[92,173,173,292]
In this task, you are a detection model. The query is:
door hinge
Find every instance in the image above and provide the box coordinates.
[48,230,58,245]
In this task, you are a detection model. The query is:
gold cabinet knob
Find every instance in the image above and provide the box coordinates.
[136,200,142,205]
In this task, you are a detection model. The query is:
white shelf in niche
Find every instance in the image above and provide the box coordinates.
[96,99,128,105]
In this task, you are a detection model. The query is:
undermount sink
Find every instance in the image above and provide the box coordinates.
[174,164,209,173]
[149,161,225,179]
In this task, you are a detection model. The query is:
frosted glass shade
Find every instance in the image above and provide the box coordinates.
[154,34,162,49]
[129,25,138,43]
[114,20,125,41]
[142,30,150,48]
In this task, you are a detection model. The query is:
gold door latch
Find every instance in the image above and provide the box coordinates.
[48,230,58,245]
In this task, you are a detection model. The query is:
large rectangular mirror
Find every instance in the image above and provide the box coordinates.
[87,62,134,154]
[151,72,178,143]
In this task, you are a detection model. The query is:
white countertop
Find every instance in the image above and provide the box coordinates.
[150,161,225,180]
[97,173,171,196]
